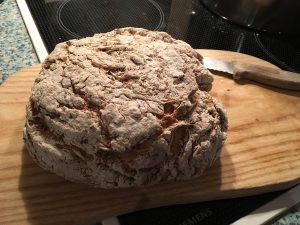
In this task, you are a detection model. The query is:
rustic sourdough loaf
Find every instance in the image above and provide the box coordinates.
[23,27,228,188]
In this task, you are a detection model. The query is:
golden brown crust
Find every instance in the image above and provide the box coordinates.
[24,27,228,188]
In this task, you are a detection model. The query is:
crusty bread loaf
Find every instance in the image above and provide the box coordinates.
[23,27,228,188]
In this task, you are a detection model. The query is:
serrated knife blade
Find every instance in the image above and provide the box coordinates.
[202,57,300,91]
[202,57,234,75]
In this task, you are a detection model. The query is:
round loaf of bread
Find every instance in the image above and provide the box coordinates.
[24,27,228,188]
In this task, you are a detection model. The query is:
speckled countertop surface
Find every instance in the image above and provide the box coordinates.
[0,0,299,224]
[0,0,38,84]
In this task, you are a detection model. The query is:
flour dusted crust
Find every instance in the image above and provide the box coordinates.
[24,27,228,188]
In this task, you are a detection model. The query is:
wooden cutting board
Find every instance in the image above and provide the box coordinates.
[0,50,300,225]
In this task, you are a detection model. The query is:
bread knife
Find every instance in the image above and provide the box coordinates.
[202,58,300,91]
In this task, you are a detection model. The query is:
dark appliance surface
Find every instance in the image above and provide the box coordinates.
[117,190,285,225]
[26,0,300,72]
[201,0,300,34]
[24,0,299,224]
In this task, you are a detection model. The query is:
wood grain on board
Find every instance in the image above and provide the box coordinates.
[0,50,299,225]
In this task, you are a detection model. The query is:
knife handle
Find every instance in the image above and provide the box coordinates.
[232,62,300,91]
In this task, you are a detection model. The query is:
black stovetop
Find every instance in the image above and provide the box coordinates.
[25,0,298,224]
[26,0,300,72]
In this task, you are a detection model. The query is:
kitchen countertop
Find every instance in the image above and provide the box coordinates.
[0,0,299,224]
[0,0,38,84]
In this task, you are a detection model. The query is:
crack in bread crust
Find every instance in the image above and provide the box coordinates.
[24,27,228,188]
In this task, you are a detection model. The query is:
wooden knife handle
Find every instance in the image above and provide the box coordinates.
[232,62,300,91]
